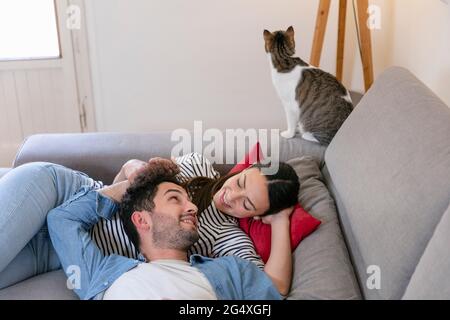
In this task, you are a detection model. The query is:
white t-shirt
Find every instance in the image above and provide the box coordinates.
[103,260,218,300]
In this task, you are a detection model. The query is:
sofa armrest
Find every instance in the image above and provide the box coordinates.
[324,66,450,299]
[0,168,11,180]
[13,132,181,184]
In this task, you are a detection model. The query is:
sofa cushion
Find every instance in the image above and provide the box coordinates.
[325,67,450,299]
[0,269,77,300]
[402,203,450,300]
[286,156,361,300]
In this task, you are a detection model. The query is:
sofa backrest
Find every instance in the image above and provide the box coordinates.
[13,131,326,184]
[324,67,450,299]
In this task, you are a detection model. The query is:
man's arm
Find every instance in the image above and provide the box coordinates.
[47,183,135,300]
[100,180,130,202]
[237,258,283,300]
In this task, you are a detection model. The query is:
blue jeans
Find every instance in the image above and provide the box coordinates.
[0,162,100,289]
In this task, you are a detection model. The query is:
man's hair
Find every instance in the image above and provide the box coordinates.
[119,160,181,250]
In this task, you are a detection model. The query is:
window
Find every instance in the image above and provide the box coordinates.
[0,0,60,61]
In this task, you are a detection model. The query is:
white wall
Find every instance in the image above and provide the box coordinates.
[85,0,449,133]
[387,0,450,106]
[85,0,369,132]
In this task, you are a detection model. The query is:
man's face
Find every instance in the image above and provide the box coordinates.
[149,182,199,251]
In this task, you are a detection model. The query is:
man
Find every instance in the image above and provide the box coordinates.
[47,158,282,300]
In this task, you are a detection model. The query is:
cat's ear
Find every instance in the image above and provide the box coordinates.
[263,30,273,41]
[286,26,295,37]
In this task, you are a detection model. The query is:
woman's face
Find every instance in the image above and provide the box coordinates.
[213,168,270,218]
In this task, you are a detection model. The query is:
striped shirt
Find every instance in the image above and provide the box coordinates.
[90,153,264,269]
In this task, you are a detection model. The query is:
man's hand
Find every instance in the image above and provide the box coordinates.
[113,159,147,184]
[127,157,179,184]
[124,159,149,183]
[107,157,179,203]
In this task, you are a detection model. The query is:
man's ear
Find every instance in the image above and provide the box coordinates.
[131,211,151,231]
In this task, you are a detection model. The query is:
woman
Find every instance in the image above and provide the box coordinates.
[0,154,299,295]
[0,162,102,289]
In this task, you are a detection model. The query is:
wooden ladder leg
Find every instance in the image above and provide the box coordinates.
[356,0,374,91]
[310,0,331,67]
[336,0,347,82]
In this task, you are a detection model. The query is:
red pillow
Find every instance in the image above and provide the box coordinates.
[229,142,263,174]
[233,143,321,263]
[239,204,321,263]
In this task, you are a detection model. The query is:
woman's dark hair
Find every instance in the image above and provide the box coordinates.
[183,162,300,216]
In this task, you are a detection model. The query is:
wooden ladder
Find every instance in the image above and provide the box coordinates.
[310,0,374,91]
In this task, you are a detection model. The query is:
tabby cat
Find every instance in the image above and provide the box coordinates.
[264,26,354,145]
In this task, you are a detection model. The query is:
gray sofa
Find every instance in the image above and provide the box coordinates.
[0,67,449,300]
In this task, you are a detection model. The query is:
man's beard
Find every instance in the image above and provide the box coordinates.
[151,214,199,251]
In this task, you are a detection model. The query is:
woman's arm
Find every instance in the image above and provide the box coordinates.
[261,207,294,296]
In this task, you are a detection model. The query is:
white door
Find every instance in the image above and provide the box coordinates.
[0,0,95,167]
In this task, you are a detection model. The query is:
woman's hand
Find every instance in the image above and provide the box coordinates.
[258,206,294,225]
